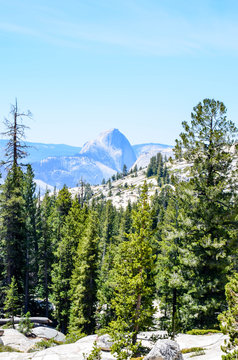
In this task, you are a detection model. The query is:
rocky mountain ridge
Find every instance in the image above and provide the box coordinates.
[0,129,173,190]
[70,168,161,209]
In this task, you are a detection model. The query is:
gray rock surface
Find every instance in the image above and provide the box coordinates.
[177,333,228,360]
[29,335,115,360]
[31,327,65,342]
[0,330,229,360]
[144,339,183,360]
[0,337,3,345]
[97,334,114,351]
[0,329,39,352]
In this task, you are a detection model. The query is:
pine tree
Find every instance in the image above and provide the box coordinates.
[173,98,238,328]
[109,183,156,345]
[37,190,54,317]
[4,276,20,328]
[1,99,31,168]
[156,185,193,336]
[51,200,89,333]
[23,164,37,313]
[50,185,72,248]
[119,201,132,241]
[0,101,32,306]
[122,164,128,177]
[0,165,26,296]
[218,273,238,359]
[97,201,120,328]
[69,211,99,335]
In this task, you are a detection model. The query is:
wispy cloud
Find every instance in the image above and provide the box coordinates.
[0,0,238,56]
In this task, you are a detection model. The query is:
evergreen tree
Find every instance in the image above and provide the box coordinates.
[97,201,120,327]
[119,201,132,241]
[69,211,99,335]
[0,165,26,297]
[109,183,156,345]
[218,273,238,359]
[23,164,37,313]
[50,185,72,248]
[51,200,89,333]
[1,100,31,168]
[122,164,127,177]
[4,276,20,328]
[37,190,54,317]
[173,98,238,328]
[146,155,157,177]
[156,185,192,336]
[0,101,32,306]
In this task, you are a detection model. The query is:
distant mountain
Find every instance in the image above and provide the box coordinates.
[80,128,136,172]
[32,156,116,188]
[32,129,137,188]
[132,142,173,158]
[0,131,173,189]
[0,139,82,163]
[132,143,174,169]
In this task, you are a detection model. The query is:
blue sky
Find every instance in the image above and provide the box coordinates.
[0,0,237,146]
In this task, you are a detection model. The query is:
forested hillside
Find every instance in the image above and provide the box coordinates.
[0,99,237,359]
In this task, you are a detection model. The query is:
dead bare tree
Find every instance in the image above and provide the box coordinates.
[1,99,32,168]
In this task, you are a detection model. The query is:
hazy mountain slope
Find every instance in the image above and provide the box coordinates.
[0,139,82,163]
[133,143,173,157]
[33,156,116,188]
[32,129,137,188]
[70,168,162,209]
[132,143,174,169]
[0,131,173,189]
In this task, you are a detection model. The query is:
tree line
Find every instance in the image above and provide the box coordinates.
[0,99,237,358]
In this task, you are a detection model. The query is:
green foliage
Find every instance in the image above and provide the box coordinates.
[37,189,55,318]
[65,332,85,344]
[156,185,189,336]
[218,273,238,359]
[146,153,170,186]
[0,98,237,349]
[51,200,88,333]
[109,323,141,360]
[68,211,99,335]
[190,350,206,357]
[96,200,121,328]
[0,165,26,298]
[170,98,238,329]
[23,164,37,313]
[0,344,20,352]
[83,341,102,360]
[186,329,220,335]
[31,338,62,351]
[181,347,205,354]
[18,311,33,335]
[108,183,156,344]
[122,164,128,177]
[4,276,20,328]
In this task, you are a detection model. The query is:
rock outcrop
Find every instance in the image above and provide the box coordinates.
[31,327,65,342]
[144,339,183,360]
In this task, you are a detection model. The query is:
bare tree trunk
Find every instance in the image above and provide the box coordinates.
[24,247,29,313]
[132,268,142,345]
[171,288,177,340]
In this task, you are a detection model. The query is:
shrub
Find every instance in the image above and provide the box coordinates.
[181,347,205,353]
[83,341,101,360]
[186,329,220,335]
[29,338,62,351]
[18,312,34,336]
[0,344,20,352]
[218,273,238,359]
[65,332,85,344]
